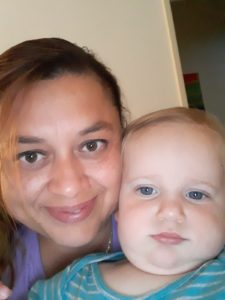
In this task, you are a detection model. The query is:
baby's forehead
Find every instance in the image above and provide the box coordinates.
[123,120,225,156]
[125,119,223,140]
[123,120,225,172]
[124,121,202,143]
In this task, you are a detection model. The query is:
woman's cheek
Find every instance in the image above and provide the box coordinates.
[18,172,49,204]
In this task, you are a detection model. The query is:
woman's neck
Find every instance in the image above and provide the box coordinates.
[39,220,112,278]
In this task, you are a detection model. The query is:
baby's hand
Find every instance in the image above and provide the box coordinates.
[0,282,11,299]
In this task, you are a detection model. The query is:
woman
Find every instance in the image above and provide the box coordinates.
[0,37,126,299]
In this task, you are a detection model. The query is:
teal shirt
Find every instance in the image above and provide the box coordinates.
[29,249,225,299]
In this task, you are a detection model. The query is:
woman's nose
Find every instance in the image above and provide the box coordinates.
[157,198,185,224]
[47,155,89,198]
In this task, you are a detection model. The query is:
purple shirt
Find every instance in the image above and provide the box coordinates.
[8,216,120,300]
[9,225,44,300]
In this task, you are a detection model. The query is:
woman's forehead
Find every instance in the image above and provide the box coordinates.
[13,75,120,125]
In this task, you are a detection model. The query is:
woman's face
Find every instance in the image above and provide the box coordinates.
[3,74,122,247]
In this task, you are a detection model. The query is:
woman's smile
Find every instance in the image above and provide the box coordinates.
[45,198,96,224]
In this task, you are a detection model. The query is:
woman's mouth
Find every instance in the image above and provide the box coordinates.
[45,198,96,224]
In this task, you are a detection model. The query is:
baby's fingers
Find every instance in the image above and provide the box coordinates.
[0,282,11,300]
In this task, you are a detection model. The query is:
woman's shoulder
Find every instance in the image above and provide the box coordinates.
[14,224,44,277]
[15,223,37,239]
[10,225,45,300]
[13,224,39,256]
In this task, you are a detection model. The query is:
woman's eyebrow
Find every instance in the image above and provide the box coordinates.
[79,121,113,136]
[17,122,113,143]
[17,136,45,144]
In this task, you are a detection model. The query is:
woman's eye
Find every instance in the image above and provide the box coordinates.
[81,140,107,153]
[186,191,206,201]
[136,186,158,198]
[17,151,45,164]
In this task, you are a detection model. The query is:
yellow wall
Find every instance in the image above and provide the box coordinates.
[0,0,187,119]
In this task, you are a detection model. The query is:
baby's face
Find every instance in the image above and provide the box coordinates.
[118,122,225,275]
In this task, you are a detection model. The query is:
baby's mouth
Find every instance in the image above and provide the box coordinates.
[151,232,186,245]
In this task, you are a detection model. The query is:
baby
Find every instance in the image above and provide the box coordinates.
[29,107,225,299]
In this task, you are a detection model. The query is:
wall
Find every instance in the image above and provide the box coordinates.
[171,0,225,125]
[0,0,187,120]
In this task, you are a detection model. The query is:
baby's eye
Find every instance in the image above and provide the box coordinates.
[17,151,46,164]
[136,186,158,198]
[186,190,206,201]
[81,140,107,153]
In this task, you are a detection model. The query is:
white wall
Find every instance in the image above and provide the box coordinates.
[0,0,187,120]
[171,0,225,125]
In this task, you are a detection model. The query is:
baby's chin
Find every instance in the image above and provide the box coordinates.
[130,257,204,276]
[141,265,195,276]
